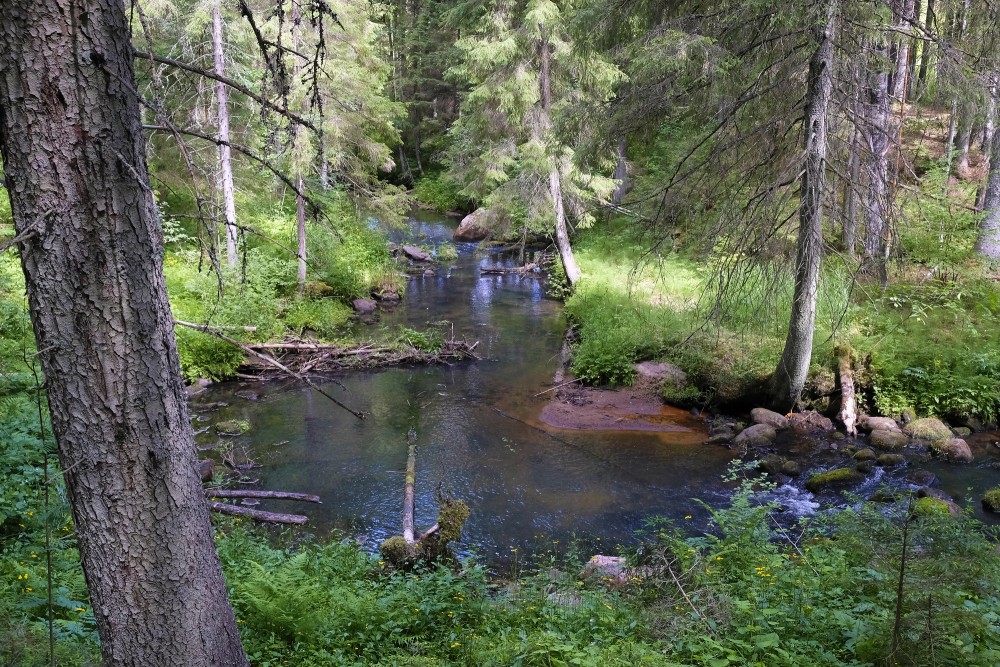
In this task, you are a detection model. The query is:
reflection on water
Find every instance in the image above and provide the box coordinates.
[193,211,734,562]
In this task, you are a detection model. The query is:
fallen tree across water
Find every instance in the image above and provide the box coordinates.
[239,338,481,376]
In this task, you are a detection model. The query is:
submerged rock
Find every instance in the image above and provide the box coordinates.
[906,470,939,487]
[751,407,788,430]
[876,454,906,467]
[929,437,973,463]
[216,419,251,436]
[781,460,801,477]
[853,448,877,461]
[352,298,377,314]
[903,417,952,440]
[401,245,433,263]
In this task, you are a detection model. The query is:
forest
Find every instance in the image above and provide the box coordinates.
[2,0,1000,665]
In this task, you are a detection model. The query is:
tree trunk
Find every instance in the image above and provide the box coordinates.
[292,2,308,288]
[843,127,861,257]
[213,3,239,266]
[771,1,836,410]
[538,32,581,285]
[611,136,630,206]
[0,3,247,666]
[956,119,973,175]
[914,0,935,98]
[889,0,915,103]
[860,35,892,284]
[975,117,1000,258]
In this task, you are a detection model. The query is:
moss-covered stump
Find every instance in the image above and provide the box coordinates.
[379,536,422,567]
[380,497,471,568]
[982,489,1000,513]
[869,429,908,451]
[876,454,906,467]
[902,417,953,441]
[912,496,961,519]
[929,438,973,463]
[805,467,864,493]
[216,419,251,436]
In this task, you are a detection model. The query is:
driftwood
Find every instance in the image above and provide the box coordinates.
[239,339,480,377]
[209,501,307,525]
[173,319,367,419]
[836,344,857,436]
[480,262,540,275]
[206,489,321,503]
[402,430,417,543]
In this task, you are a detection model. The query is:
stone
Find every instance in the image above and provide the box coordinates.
[906,470,938,487]
[953,426,972,438]
[917,486,953,501]
[234,389,260,401]
[876,454,906,467]
[981,489,1000,513]
[352,298,377,314]
[900,407,917,424]
[869,490,898,502]
[912,496,961,519]
[216,419,251,436]
[196,459,215,483]
[401,245,433,262]
[858,415,901,433]
[757,454,785,475]
[751,407,789,430]
[423,268,436,276]
[805,467,864,493]
[853,448,877,461]
[453,208,491,242]
[781,460,801,476]
[707,433,733,445]
[855,460,874,474]
[869,429,909,451]
[903,417,953,440]
[581,555,628,586]
[787,410,834,431]
[929,438,973,463]
[731,423,777,453]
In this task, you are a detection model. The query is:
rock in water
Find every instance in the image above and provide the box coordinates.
[751,407,789,430]
[352,298,377,314]
[903,417,953,440]
[401,245,433,262]
[454,208,491,241]
[929,438,973,463]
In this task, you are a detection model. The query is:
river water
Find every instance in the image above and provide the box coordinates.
[192,211,735,562]
[192,211,1000,564]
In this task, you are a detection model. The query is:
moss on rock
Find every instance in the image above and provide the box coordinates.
[902,417,952,441]
[982,488,1000,513]
[805,467,864,493]
[869,429,908,451]
[876,454,906,467]
[913,496,960,519]
[216,419,251,436]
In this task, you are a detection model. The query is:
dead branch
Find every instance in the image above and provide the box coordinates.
[209,501,307,524]
[173,319,366,420]
[206,489,321,503]
[402,430,417,543]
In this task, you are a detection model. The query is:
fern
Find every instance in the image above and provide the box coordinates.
[232,552,327,641]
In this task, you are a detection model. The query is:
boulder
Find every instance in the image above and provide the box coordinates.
[352,298,377,315]
[859,415,901,433]
[581,555,629,587]
[903,417,953,440]
[787,410,834,431]
[929,438,973,463]
[731,423,777,454]
[805,467,865,493]
[900,407,917,424]
[751,407,789,430]
[917,486,953,501]
[855,460,875,474]
[981,488,1000,513]
[953,426,972,438]
[423,268,436,276]
[453,208,491,242]
[401,245,433,263]
[869,429,909,450]
[906,470,939,487]
[876,454,906,467]
[781,460,801,477]
[912,496,961,519]
[853,448,877,461]
[757,454,786,475]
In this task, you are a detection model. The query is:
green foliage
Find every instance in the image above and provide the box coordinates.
[398,325,445,353]
[283,298,352,339]
[412,171,470,213]
[896,164,979,267]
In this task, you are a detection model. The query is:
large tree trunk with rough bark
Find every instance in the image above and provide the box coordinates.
[0,3,247,666]
[771,2,836,410]
[213,3,239,266]
[975,117,1000,258]
[860,37,891,284]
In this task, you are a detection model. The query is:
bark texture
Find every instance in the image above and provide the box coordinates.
[213,3,239,266]
[0,3,247,666]
[860,39,891,283]
[771,2,836,410]
[975,117,1000,258]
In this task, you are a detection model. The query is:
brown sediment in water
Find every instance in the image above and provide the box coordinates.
[538,382,708,445]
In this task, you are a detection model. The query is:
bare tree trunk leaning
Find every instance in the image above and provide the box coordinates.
[771,1,836,410]
[836,345,857,436]
[860,39,892,285]
[538,32,582,285]
[213,3,239,266]
[0,3,248,666]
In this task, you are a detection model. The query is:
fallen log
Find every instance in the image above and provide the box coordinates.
[480,262,540,275]
[836,344,857,437]
[206,489,321,503]
[209,501,308,525]
[402,430,417,543]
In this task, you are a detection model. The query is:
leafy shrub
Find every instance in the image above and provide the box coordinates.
[282,298,352,339]
[412,171,470,213]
